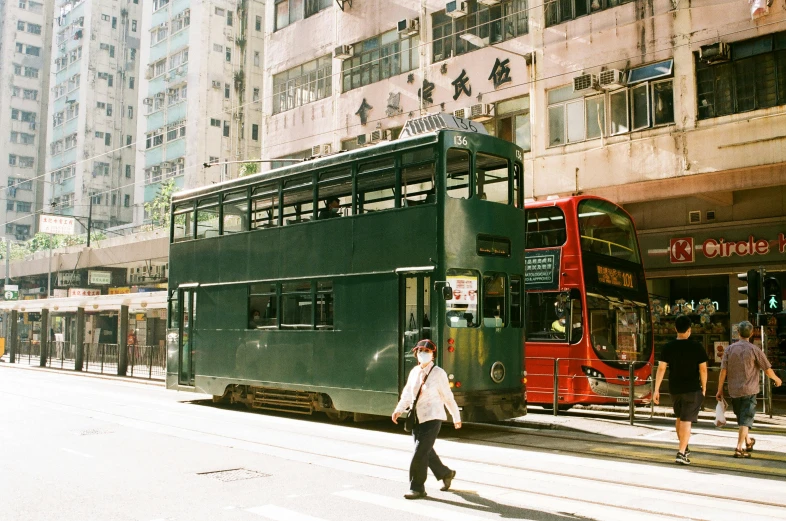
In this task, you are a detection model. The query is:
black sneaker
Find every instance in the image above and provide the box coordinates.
[685,446,691,458]
[440,470,456,491]
[675,451,691,465]
[404,490,427,500]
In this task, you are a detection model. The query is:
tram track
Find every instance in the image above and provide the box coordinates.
[4,382,785,520]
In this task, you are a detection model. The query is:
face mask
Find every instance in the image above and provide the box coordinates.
[417,351,433,364]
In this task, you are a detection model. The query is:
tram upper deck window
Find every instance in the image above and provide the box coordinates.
[356,158,396,214]
[172,202,194,242]
[513,163,523,208]
[248,282,277,329]
[476,153,509,204]
[251,183,281,229]
[196,197,220,239]
[446,148,470,199]
[526,207,566,249]
[317,168,351,219]
[223,190,248,234]
[578,199,640,263]
[483,273,506,327]
[446,269,479,328]
[282,175,315,225]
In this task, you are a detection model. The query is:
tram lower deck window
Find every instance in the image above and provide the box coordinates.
[446,269,478,328]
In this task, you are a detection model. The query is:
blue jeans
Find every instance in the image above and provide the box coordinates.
[731,394,757,428]
[409,419,451,493]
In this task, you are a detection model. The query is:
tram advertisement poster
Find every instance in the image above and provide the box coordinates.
[446,275,478,327]
[525,250,561,290]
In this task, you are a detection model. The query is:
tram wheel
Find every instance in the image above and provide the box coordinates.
[325,410,352,422]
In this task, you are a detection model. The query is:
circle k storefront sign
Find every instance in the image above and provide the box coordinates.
[642,224,786,270]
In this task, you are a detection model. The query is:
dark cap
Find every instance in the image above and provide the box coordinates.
[412,339,437,353]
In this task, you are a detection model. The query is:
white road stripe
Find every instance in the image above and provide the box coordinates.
[61,447,93,458]
[334,490,508,521]
[246,505,330,521]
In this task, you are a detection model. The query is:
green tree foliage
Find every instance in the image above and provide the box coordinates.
[238,162,259,177]
[144,180,177,228]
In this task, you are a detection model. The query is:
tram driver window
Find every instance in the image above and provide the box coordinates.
[248,283,277,329]
[526,207,566,249]
[445,269,479,328]
[483,273,506,327]
[475,153,509,204]
[446,148,470,199]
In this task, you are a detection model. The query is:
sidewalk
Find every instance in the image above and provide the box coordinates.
[0,355,165,387]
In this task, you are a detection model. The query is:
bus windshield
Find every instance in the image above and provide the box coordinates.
[586,294,652,366]
[578,199,640,263]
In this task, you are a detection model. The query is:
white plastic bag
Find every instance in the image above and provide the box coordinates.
[714,399,727,428]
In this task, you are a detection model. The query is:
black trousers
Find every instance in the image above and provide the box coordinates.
[409,419,451,493]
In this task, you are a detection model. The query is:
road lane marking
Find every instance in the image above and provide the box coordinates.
[334,490,505,521]
[246,505,329,521]
[61,448,93,458]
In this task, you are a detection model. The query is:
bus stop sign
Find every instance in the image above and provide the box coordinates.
[4,285,18,301]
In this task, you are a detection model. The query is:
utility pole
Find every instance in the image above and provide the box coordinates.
[87,197,93,247]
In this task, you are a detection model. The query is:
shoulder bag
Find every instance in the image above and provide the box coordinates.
[404,366,433,433]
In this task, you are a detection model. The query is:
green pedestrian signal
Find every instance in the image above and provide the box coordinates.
[763,276,783,314]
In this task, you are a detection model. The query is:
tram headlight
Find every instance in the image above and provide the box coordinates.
[581,365,606,382]
[490,362,505,383]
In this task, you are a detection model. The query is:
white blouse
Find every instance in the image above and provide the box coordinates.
[394,362,461,424]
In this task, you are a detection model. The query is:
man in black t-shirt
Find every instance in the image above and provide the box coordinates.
[653,314,708,465]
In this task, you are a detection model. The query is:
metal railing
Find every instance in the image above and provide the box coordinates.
[2,341,165,380]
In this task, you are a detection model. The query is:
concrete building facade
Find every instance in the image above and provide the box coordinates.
[0,0,55,240]
[44,0,141,232]
[135,0,265,223]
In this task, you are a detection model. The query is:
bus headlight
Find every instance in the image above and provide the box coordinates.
[490,362,505,383]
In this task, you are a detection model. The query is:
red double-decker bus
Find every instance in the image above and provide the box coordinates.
[524,196,653,408]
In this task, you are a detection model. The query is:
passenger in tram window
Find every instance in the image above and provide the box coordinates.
[392,339,461,500]
[317,197,341,219]
[249,309,261,329]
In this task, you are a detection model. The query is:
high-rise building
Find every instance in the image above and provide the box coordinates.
[45,0,141,231]
[0,0,55,240]
[135,0,265,224]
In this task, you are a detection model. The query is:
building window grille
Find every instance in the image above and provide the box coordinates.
[273,56,332,114]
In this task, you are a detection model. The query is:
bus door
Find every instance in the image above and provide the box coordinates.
[177,285,197,386]
[398,271,432,392]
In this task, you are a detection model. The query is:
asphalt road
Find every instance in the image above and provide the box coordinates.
[1,366,785,521]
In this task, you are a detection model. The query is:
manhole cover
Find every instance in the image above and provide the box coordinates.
[78,429,113,436]
[198,468,271,482]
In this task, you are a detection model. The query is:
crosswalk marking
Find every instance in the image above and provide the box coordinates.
[334,490,509,521]
[246,505,330,521]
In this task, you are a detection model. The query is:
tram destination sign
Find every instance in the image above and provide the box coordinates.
[525,250,561,290]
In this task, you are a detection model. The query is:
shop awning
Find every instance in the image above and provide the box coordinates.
[0,291,168,313]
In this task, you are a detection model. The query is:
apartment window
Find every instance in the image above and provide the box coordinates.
[545,0,632,27]
[251,124,259,141]
[153,25,169,44]
[65,134,77,149]
[7,202,15,212]
[17,202,32,213]
[273,55,332,113]
[225,83,231,99]
[124,195,130,207]
[169,48,189,69]
[128,106,134,119]
[223,121,230,137]
[126,135,132,146]
[126,165,132,178]
[18,157,34,169]
[227,11,233,26]
[432,1,528,62]
[256,15,262,31]
[343,31,419,92]
[95,131,104,138]
[154,59,166,76]
[101,14,110,21]
[254,51,260,67]
[12,87,20,97]
[112,193,117,206]
[94,162,110,176]
[24,67,39,78]
[213,43,223,52]
[105,133,112,146]
[226,47,232,62]
[107,104,113,116]
[153,0,169,10]
[29,1,42,12]
[548,85,592,146]
[9,155,17,166]
[253,88,260,101]
[697,33,786,120]
[210,119,221,127]
[167,121,186,141]
[215,7,225,15]
[275,0,331,31]
[17,21,25,30]
[18,1,26,8]
[132,20,137,32]
[497,96,531,151]
[112,16,117,29]
[27,23,42,34]
[129,77,135,89]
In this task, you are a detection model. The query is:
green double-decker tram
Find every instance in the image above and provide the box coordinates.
[166,114,527,421]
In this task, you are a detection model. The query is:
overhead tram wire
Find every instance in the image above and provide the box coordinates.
[3,10,786,230]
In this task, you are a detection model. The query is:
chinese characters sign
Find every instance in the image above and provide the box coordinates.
[525,250,561,290]
[39,215,75,235]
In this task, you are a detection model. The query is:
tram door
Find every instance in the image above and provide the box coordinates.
[399,273,432,392]
[177,287,197,386]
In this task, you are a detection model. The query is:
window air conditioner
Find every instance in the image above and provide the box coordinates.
[155,92,165,100]
[312,145,321,157]
[161,162,171,168]
[356,134,368,146]
[477,0,500,5]
[699,42,730,63]
[212,80,221,88]
[176,158,185,165]
[573,73,599,93]
[143,97,152,105]
[469,103,494,122]
[167,88,177,95]
[334,45,353,60]
[599,69,625,89]
[369,129,391,143]
[453,107,468,119]
[397,18,419,36]
[446,1,468,18]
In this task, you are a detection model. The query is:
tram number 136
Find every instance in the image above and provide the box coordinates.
[450,116,480,133]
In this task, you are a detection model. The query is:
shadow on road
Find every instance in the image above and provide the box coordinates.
[428,490,595,520]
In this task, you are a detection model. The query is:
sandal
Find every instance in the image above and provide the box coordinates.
[734,449,751,458]
[746,438,756,452]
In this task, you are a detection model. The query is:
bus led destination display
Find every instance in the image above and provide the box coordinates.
[597,265,637,290]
